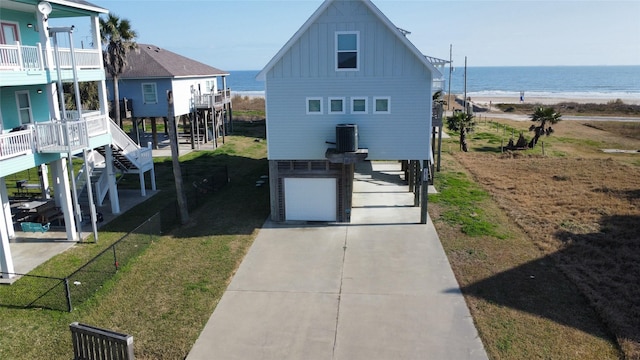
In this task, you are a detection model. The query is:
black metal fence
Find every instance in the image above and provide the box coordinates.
[160,165,229,231]
[0,213,161,312]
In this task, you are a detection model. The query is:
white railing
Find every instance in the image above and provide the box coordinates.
[0,42,43,70]
[46,48,101,69]
[194,89,232,108]
[66,111,109,137]
[108,120,154,171]
[0,129,35,160]
[0,42,101,71]
[34,120,89,153]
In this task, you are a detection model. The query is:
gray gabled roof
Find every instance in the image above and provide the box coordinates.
[117,44,229,79]
[257,0,441,81]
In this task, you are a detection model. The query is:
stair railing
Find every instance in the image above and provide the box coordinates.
[108,119,153,170]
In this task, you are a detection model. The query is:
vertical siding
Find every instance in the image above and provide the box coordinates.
[265,0,434,161]
[266,73,432,161]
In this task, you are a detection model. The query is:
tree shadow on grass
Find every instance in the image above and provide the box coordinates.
[101,153,270,238]
[447,213,640,357]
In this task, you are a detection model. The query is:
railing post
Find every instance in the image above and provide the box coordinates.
[16,41,24,70]
[36,43,44,70]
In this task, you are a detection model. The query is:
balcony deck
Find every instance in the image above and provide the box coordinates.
[0,113,109,162]
[194,89,232,110]
[0,42,102,84]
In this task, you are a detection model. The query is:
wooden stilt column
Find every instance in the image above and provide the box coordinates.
[413,160,420,207]
[408,160,415,193]
[420,160,429,224]
[150,117,158,149]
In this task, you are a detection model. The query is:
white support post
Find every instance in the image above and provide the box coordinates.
[139,172,147,197]
[105,146,120,214]
[148,143,156,191]
[39,164,51,199]
[0,178,16,278]
[53,159,79,241]
[1,178,15,240]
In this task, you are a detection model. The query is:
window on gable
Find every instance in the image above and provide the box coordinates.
[307,97,323,114]
[329,97,345,114]
[142,83,158,104]
[374,97,391,114]
[351,97,367,114]
[336,32,359,70]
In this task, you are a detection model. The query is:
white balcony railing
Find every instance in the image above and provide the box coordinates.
[35,120,89,153]
[0,129,34,160]
[48,48,102,70]
[0,42,43,70]
[193,89,232,108]
[0,42,101,72]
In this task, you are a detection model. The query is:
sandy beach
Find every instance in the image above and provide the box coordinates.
[466,94,640,106]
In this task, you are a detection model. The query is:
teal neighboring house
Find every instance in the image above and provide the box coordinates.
[1,0,155,280]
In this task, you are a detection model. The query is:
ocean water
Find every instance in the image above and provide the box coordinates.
[227,66,640,101]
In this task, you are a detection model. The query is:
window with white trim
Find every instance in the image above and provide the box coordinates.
[16,91,33,124]
[329,97,345,114]
[142,83,158,104]
[351,97,367,114]
[336,31,359,71]
[306,97,323,114]
[374,97,391,114]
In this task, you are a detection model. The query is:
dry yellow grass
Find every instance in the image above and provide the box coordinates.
[446,118,640,359]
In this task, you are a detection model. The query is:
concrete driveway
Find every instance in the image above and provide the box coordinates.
[187,161,488,360]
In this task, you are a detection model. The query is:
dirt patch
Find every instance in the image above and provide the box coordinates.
[455,153,640,358]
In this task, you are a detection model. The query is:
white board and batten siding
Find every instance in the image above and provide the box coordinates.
[264,0,434,162]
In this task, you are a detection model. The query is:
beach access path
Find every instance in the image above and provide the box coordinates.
[186,161,488,360]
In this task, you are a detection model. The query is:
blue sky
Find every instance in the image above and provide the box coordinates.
[80,0,639,70]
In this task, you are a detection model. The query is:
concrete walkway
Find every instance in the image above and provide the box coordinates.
[187,161,488,360]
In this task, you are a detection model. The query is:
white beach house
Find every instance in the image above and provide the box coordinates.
[107,44,232,148]
[258,0,445,223]
[1,0,154,280]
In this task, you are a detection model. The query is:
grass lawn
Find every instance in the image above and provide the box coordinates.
[0,120,270,360]
[434,117,640,359]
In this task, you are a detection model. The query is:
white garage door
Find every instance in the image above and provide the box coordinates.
[284,178,337,221]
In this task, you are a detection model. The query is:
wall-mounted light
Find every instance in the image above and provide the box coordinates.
[37,89,43,94]
[27,23,33,28]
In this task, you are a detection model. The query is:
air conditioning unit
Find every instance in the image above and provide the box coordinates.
[336,124,358,153]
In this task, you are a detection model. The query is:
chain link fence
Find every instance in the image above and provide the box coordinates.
[160,165,229,231]
[1,213,161,312]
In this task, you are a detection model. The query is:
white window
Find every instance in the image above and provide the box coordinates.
[351,97,368,114]
[329,97,345,114]
[206,80,216,92]
[16,91,33,124]
[374,97,391,114]
[306,97,323,114]
[336,31,359,71]
[142,83,158,104]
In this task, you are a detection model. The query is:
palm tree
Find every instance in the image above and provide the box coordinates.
[446,110,476,152]
[99,14,137,128]
[528,106,562,148]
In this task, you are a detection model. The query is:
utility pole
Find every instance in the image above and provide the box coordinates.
[167,91,189,224]
[463,56,468,114]
[447,44,453,111]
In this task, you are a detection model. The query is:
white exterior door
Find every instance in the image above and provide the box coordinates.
[284,178,337,221]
